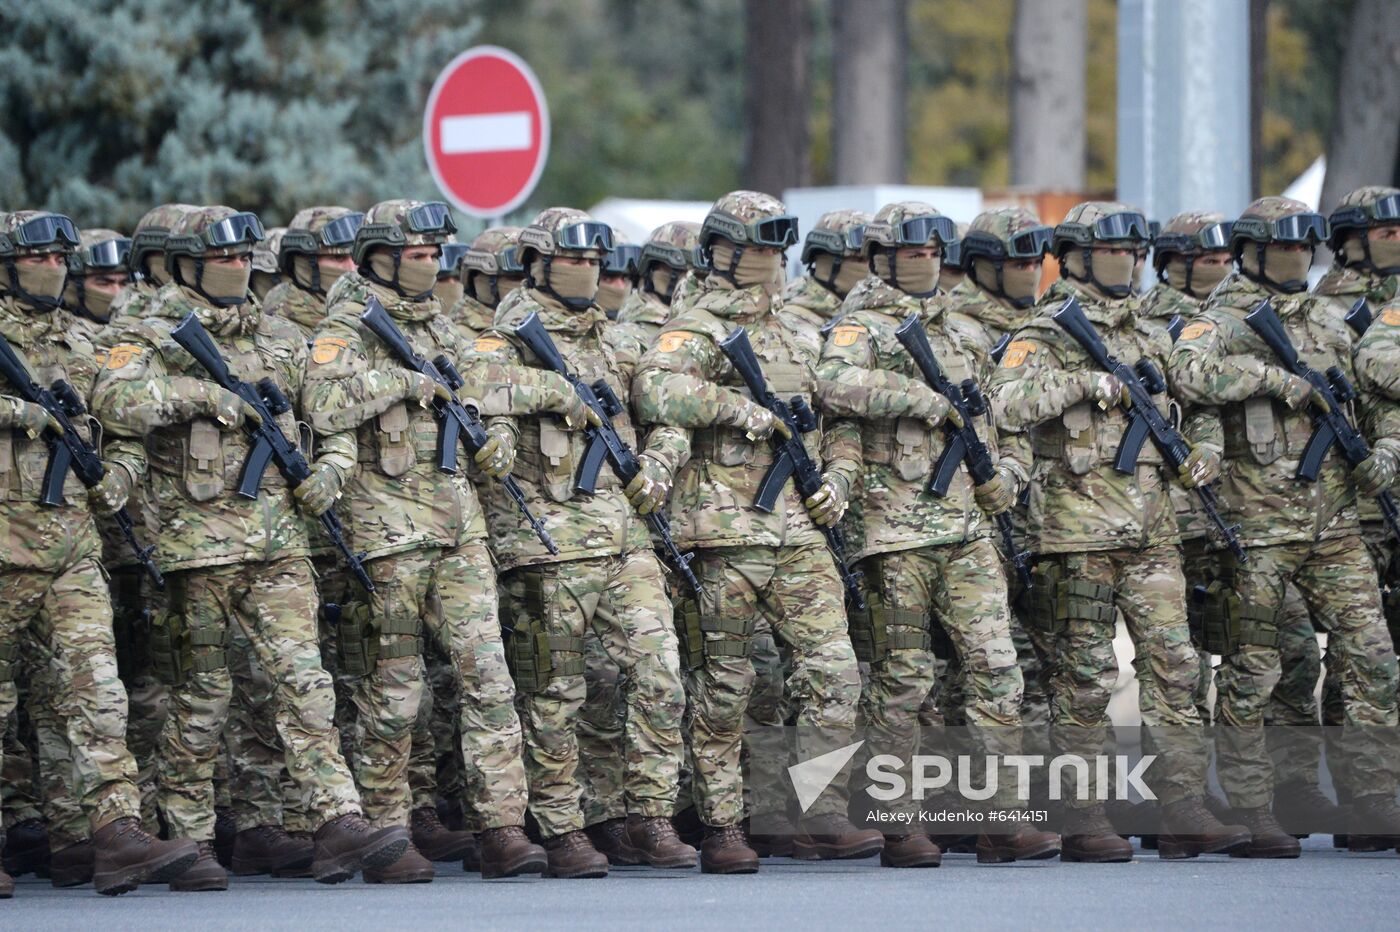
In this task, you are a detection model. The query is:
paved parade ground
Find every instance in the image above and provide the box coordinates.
[6,836,1397,931]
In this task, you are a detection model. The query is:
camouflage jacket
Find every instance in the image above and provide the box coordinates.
[817,276,998,558]
[1351,300,1400,508]
[0,299,105,573]
[302,272,488,561]
[615,289,670,346]
[263,280,327,341]
[633,276,831,550]
[782,275,845,330]
[92,286,310,573]
[1313,264,1399,330]
[108,279,159,321]
[945,277,1034,350]
[1168,272,1360,548]
[446,294,495,340]
[467,289,652,569]
[990,278,1179,554]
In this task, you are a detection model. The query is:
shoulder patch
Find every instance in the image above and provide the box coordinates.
[474,335,507,353]
[1002,340,1036,368]
[831,324,867,347]
[1179,321,1214,342]
[105,344,144,370]
[1381,307,1400,328]
[656,331,693,353]
[311,336,348,365]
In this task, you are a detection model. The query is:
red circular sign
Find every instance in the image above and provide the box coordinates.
[423,47,550,218]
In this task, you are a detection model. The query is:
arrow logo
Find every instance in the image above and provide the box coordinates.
[788,740,864,814]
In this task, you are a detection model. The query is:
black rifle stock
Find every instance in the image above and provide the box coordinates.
[894,314,1031,589]
[1051,296,1248,563]
[1243,298,1400,541]
[170,312,376,592]
[358,297,558,555]
[514,311,703,596]
[1344,297,1372,337]
[718,326,865,609]
[1166,314,1185,343]
[0,332,164,589]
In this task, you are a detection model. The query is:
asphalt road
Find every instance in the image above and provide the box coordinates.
[5,836,1397,931]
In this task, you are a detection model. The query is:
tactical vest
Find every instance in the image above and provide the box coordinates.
[0,331,93,507]
[360,314,461,480]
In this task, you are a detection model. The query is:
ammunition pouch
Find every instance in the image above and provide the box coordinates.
[0,641,15,682]
[675,597,706,671]
[149,605,225,686]
[334,602,373,676]
[1030,560,1114,636]
[848,588,928,665]
[1198,583,1279,655]
[503,567,582,692]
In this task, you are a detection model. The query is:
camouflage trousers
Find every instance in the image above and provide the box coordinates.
[1263,578,1330,790]
[0,555,141,831]
[108,564,170,834]
[578,629,628,827]
[1215,534,1399,809]
[1032,545,1206,807]
[156,557,359,840]
[354,540,526,830]
[18,642,89,848]
[407,640,466,821]
[503,548,684,840]
[741,617,790,825]
[856,538,1025,813]
[684,542,861,827]
[1,698,40,826]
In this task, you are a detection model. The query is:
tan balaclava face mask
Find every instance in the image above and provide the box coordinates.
[65,275,118,320]
[434,277,464,309]
[874,249,940,297]
[146,254,171,287]
[711,242,783,290]
[532,256,600,309]
[1166,256,1231,298]
[1066,249,1135,298]
[179,256,250,306]
[370,251,439,299]
[1345,230,1400,275]
[995,259,1043,308]
[938,265,963,293]
[595,275,630,314]
[3,260,68,309]
[292,254,352,294]
[647,266,678,301]
[813,253,866,297]
[1242,244,1311,294]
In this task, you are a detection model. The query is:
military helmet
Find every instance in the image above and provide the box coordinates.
[129,203,198,277]
[1151,211,1232,272]
[165,206,265,261]
[602,229,641,278]
[280,206,364,274]
[439,241,470,278]
[352,199,456,265]
[1052,201,1151,257]
[942,222,972,271]
[517,207,614,263]
[862,202,956,256]
[252,227,286,274]
[1230,196,1328,254]
[699,190,798,252]
[462,227,526,276]
[67,228,132,276]
[0,210,80,259]
[961,207,1052,264]
[640,221,705,274]
[800,210,872,266]
[1327,185,1400,251]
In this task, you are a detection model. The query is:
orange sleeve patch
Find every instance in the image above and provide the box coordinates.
[1001,340,1036,368]
[1179,321,1214,342]
[1380,307,1400,328]
[831,325,867,347]
[310,336,348,365]
[473,335,506,353]
[104,344,143,370]
[656,331,693,353]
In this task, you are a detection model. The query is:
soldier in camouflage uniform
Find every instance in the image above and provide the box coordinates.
[0,210,201,897]
[596,232,639,321]
[616,221,706,344]
[936,223,970,295]
[249,227,286,303]
[991,201,1249,862]
[465,207,693,877]
[818,201,1060,867]
[783,210,872,328]
[302,198,546,882]
[450,227,526,338]
[93,205,410,890]
[633,191,882,873]
[433,240,470,314]
[1169,195,1400,854]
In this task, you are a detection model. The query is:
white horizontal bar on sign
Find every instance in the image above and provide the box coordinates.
[439,112,533,154]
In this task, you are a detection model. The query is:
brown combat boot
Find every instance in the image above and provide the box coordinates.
[792,814,885,861]
[363,841,435,884]
[92,817,199,896]
[411,806,476,862]
[744,815,794,858]
[170,841,229,892]
[1060,805,1133,863]
[3,818,50,878]
[585,817,640,866]
[977,823,1062,863]
[543,830,609,879]
[1232,806,1302,859]
[880,834,942,868]
[213,806,237,869]
[1157,797,1251,859]
[311,813,410,884]
[477,825,548,878]
[1347,795,1400,853]
[50,840,94,887]
[626,815,697,869]
[230,824,315,877]
[700,824,759,874]
[1273,779,1341,836]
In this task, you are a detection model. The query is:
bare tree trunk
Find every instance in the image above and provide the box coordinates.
[1319,0,1400,214]
[743,0,810,195]
[832,0,906,184]
[1009,0,1087,190]
[1249,0,1269,199]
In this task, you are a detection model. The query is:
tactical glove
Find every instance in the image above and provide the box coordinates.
[11,400,62,439]
[905,384,964,429]
[473,423,517,479]
[1086,372,1132,410]
[538,372,601,430]
[293,460,343,516]
[804,474,849,527]
[739,403,793,442]
[1263,367,1329,414]
[1354,447,1399,498]
[973,467,1016,516]
[88,463,133,517]
[625,453,671,516]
